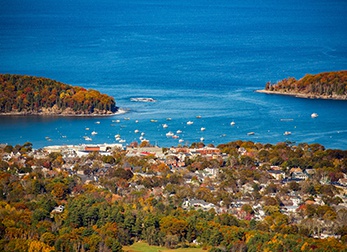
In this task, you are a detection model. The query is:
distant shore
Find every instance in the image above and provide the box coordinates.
[255,89,347,101]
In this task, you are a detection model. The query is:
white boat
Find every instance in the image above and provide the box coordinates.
[247,132,255,135]
[284,131,292,135]
[114,134,121,138]
[134,129,139,133]
[130,97,156,102]
[95,121,100,124]
[150,119,157,123]
[172,135,179,139]
[91,131,98,135]
[230,121,235,126]
[187,121,194,125]
[116,120,120,123]
[166,118,172,121]
[311,113,318,118]
[201,127,206,131]
[162,124,168,128]
[196,115,202,119]
[200,137,204,142]
[119,139,126,143]
[85,127,90,130]
[124,117,130,120]
[166,131,174,137]
[141,132,145,136]
[84,137,92,141]
[179,139,184,143]
[176,130,182,134]
[135,120,139,123]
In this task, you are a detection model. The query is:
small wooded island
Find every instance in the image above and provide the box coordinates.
[0,74,118,116]
[257,70,347,100]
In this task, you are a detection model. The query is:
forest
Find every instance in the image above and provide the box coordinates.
[0,74,117,115]
[264,70,347,98]
[1,140,347,251]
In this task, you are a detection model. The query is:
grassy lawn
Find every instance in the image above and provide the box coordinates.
[123,242,206,252]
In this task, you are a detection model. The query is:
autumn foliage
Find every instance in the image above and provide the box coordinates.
[265,70,347,98]
[0,74,117,115]
[1,142,347,251]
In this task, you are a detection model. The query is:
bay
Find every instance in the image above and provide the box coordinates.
[1,0,347,149]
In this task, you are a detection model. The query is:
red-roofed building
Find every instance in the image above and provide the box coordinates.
[85,146,100,152]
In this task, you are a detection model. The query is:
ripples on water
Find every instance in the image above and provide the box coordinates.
[1,0,347,149]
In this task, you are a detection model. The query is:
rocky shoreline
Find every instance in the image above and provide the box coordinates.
[0,106,122,117]
[255,89,347,101]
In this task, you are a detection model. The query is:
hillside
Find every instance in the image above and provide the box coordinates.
[1,141,347,251]
[258,71,347,100]
[0,74,117,115]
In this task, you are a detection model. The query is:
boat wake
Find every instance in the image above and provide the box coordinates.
[114,108,130,115]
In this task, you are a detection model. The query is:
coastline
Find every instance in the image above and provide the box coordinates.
[255,89,347,101]
[0,107,129,117]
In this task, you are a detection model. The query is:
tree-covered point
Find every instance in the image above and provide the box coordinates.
[0,74,117,115]
[265,70,347,97]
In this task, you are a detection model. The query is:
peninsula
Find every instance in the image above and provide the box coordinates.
[0,74,118,116]
[257,70,347,100]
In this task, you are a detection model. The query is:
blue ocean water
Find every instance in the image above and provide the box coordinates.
[1,0,347,149]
